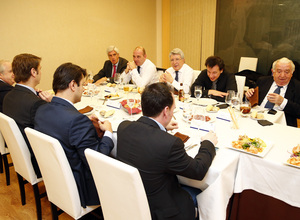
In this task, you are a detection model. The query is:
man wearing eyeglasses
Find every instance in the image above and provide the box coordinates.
[246,57,300,127]
[159,48,194,94]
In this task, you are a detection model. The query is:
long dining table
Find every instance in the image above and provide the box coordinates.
[75,84,299,220]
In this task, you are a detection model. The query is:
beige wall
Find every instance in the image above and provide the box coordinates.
[0,0,157,90]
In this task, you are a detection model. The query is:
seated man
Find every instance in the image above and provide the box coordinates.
[34,63,114,207]
[246,57,300,127]
[159,48,194,94]
[121,46,157,88]
[0,60,15,112]
[3,53,52,178]
[117,82,217,220]
[93,45,128,85]
[191,56,237,102]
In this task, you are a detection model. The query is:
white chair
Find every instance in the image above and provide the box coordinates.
[0,113,44,220]
[0,131,12,185]
[238,57,258,72]
[25,127,100,220]
[85,148,152,220]
[193,70,201,83]
[235,75,246,102]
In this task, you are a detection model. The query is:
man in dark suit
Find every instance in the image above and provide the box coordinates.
[191,56,237,102]
[93,45,128,85]
[246,57,300,127]
[34,63,114,207]
[0,60,15,112]
[3,54,52,177]
[117,82,217,220]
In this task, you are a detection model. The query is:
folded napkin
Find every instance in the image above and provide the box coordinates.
[78,106,93,114]
[120,100,142,114]
[91,117,104,138]
[248,86,259,107]
[174,132,190,143]
[257,119,273,126]
[106,100,121,109]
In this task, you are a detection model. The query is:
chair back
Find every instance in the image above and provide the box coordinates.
[238,57,258,72]
[85,148,152,220]
[25,128,98,219]
[235,75,246,102]
[0,131,9,155]
[0,113,39,184]
[193,70,201,83]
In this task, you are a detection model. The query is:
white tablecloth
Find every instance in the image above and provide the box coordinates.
[75,87,297,220]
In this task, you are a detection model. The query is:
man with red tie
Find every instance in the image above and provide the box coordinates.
[93,46,128,85]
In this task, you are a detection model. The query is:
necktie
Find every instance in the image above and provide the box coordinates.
[112,65,116,78]
[175,71,179,82]
[212,80,217,90]
[264,86,283,109]
[137,66,141,74]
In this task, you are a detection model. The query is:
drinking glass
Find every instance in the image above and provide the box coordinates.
[127,93,136,119]
[225,90,235,106]
[182,103,192,123]
[193,106,205,134]
[87,83,95,102]
[194,86,202,104]
[231,93,240,110]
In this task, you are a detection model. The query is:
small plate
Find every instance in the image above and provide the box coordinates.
[193,98,217,106]
[83,109,94,116]
[99,94,123,100]
[207,110,219,113]
[284,162,300,169]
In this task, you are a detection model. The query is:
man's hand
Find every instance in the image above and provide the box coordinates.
[99,120,113,133]
[245,88,255,98]
[128,61,136,70]
[94,77,107,86]
[208,90,227,97]
[201,131,218,146]
[267,93,284,106]
[166,120,178,131]
[39,91,53,102]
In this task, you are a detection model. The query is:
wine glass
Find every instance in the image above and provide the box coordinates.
[231,92,240,110]
[127,93,136,120]
[182,103,192,123]
[194,86,202,104]
[225,90,235,107]
[87,83,95,102]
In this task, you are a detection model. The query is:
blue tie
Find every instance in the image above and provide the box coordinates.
[175,71,179,82]
[264,86,283,109]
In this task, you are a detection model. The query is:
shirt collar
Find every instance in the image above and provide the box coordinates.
[16,83,37,95]
[145,116,166,132]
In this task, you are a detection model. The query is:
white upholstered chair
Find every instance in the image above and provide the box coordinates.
[25,127,99,220]
[0,131,12,185]
[0,113,44,220]
[235,75,246,102]
[238,57,258,72]
[85,148,152,220]
[193,70,201,83]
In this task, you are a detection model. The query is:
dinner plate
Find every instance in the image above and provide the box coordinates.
[283,162,300,169]
[98,94,123,100]
[193,98,217,106]
[228,139,273,158]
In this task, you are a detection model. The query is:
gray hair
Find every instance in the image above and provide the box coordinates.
[169,48,184,59]
[0,60,10,74]
[272,57,295,72]
[106,46,119,54]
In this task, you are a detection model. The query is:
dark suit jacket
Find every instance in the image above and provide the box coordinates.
[3,85,47,177]
[93,57,128,82]
[191,69,237,102]
[34,97,114,207]
[117,116,216,220]
[255,76,300,127]
[0,80,13,112]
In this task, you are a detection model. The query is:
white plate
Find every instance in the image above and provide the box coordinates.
[98,94,123,100]
[284,162,300,169]
[207,110,219,113]
[83,109,94,116]
[193,98,217,106]
[228,139,273,158]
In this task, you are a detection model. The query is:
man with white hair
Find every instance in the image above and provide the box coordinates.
[0,60,15,112]
[93,46,128,85]
[246,57,300,127]
[159,48,194,94]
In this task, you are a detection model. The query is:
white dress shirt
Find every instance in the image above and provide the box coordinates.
[121,59,158,87]
[166,63,194,94]
[260,81,288,110]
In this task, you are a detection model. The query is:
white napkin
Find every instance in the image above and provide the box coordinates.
[190,121,215,132]
[216,111,231,122]
[106,100,121,109]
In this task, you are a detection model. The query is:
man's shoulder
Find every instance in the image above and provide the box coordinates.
[119,57,128,63]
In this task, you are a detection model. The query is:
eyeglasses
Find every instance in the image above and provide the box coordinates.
[170,58,182,62]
